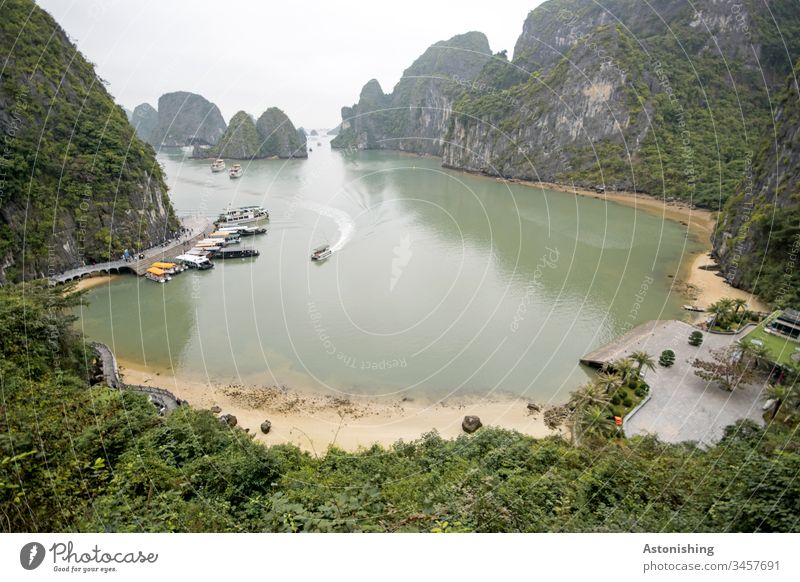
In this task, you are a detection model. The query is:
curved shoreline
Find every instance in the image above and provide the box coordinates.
[119,362,563,452]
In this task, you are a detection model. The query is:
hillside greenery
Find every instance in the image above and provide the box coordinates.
[0,0,178,281]
[1,283,798,533]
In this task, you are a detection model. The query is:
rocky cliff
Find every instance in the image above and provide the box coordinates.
[712,62,800,306]
[255,107,307,158]
[209,110,261,159]
[154,91,227,146]
[0,0,179,283]
[332,0,800,208]
[332,31,492,155]
[130,103,159,146]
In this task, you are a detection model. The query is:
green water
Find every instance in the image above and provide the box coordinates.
[76,138,700,403]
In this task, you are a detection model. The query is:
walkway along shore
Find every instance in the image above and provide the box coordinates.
[51,215,213,284]
[90,342,182,414]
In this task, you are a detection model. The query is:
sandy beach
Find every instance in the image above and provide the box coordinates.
[71,274,120,293]
[120,363,563,453]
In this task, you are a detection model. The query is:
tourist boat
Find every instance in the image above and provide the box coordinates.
[174,254,214,270]
[683,305,705,312]
[211,158,226,173]
[208,231,241,244]
[217,205,270,225]
[194,238,228,248]
[150,261,185,275]
[310,245,332,261]
[228,164,243,179]
[210,248,260,259]
[218,225,267,236]
[145,266,169,283]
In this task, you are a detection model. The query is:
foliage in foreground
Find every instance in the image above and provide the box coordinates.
[0,283,798,533]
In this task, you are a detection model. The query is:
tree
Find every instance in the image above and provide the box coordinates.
[610,358,636,384]
[764,384,794,421]
[731,297,748,315]
[738,339,771,369]
[629,351,656,379]
[573,406,615,444]
[659,349,676,367]
[569,382,611,410]
[595,371,622,394]
[689,331,704,346]
[692,346,758,391]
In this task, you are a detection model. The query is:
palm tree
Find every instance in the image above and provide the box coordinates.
[612,358,636,385]
[738,340,771,369]
[731,297,748,315]
[708,298,735,329]
[569,382,610,410]
[574,405,615,444]
[595,371,622,394]
[764,383,793,420]
[629,351,656,379]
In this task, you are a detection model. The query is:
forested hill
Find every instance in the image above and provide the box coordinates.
[0,0,178,283]
[713,61,800,307]
[332,0,800,209]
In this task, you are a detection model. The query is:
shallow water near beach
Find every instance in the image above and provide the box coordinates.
[76,137,700,403]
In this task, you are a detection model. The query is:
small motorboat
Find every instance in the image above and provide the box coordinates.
[229,163,243,179]
[211,158,226,173]
[311,245,332,261]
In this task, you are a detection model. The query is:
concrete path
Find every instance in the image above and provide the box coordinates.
[90,342,181,414]
[51,215,212,283]
[619,321,766,446]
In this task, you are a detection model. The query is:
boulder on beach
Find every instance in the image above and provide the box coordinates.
[260,420,272,434]
[462,415,482,434]
[210,405,222,413]
[219,413,237,427]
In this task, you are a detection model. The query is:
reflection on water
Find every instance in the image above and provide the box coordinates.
[76,138,701,403]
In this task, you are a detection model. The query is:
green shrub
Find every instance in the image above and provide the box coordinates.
[689,331,704,346]
[659,349,676,366]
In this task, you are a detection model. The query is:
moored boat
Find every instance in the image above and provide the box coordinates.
[174,254,214,270]
[211,158,226,173]
[150,261,185,275]
[211,248,260,259]
[228,163,243,178]
[311,245,332,261]
[217,205,269,225]
[218,225,267,236]
[145,266,169,283]
[209,231,241,244]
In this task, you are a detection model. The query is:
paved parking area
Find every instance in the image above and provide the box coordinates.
[599,320,766,446]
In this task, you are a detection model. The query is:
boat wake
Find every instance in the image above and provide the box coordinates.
[299,201,355,252]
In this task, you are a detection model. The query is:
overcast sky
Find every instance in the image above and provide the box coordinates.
[36,0,544,129]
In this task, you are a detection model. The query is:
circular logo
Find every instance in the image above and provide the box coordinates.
[20,542,46,570]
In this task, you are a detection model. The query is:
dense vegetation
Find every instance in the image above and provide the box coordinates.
[713,61,800,306]
[448,0,799,208]
[1,283,798,533]
[0,0,178,282]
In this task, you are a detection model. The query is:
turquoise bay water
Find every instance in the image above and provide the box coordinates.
[76,137,700,403]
